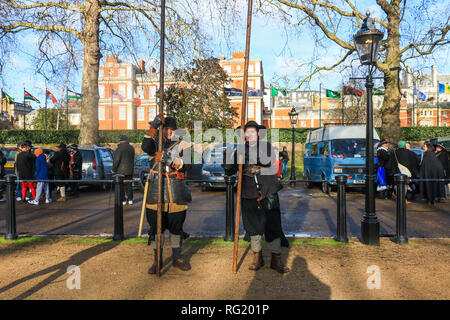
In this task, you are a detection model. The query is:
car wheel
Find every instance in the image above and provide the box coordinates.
[321,175,330,194]
[305,171,313,189]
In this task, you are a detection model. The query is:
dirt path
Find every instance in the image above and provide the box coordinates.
[0,237,448,300]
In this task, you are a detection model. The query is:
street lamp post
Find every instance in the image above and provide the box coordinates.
[354,10,384,245]
[288,107,298,187]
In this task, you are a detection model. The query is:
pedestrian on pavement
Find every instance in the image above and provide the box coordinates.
[51,143,70,202]
[112,135,135,205]
[0,148,7,201]
[434,143,449,199]
[223,121,290,274]
[29,149,51,205]
[389,141,419,203]
[279,146,289,178]
[16,142,36,201]
[69,144,82,197]
[419,143,446,205]
[376,140,392,198]
[142,114,192,274]
[14,142,23,200]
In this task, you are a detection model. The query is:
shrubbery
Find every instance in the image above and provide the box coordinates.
[0,127,448,145]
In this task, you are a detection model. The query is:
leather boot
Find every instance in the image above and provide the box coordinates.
[270,253,290,273]
[172,258,191,271]
[249,251,264,271]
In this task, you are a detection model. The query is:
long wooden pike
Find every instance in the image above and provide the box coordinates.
[233,0,253,273]
[156,0,166,277]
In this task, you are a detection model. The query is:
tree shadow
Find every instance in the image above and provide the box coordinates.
[244,254,331,299]
[0,240,122,300]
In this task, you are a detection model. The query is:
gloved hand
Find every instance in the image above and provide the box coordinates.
[145,112,165,138]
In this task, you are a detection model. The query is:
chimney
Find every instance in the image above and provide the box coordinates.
[150,67,156,73]
[106,55,118,64]
[232,51,245,59]
[221,55,225,60]
[139,60,145,73]
[431,65,437,87]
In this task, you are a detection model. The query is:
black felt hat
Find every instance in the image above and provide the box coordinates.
[163,117,177,130]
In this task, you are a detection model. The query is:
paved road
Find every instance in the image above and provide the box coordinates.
[0,184,449,238]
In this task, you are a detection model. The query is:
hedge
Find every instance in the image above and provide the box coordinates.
[0,127,449,145]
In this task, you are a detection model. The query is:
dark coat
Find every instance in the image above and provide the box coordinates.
[279,150,289,162]
[390,148,420,178]
[222,141,282,199]
[16,151,36,180]
[419,151,445,202]
[70,150,83,180]
[377,147,392,185]
[51,149,70,178]
[435,149,449,178]
[0,150,6,178]
[113,141,135,176]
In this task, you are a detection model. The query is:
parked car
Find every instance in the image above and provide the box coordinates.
[133,153,150,191]
[410,147,424,165]
[73,145,114,191]
[1,147,18,175]
[201,143,237,191]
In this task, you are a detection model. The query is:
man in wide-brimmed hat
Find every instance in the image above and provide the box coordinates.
[434,143,449,199]
[142,113,192,274]
[112,135,135,205]
[50,143,70,201]
[376,140,392,198]
[223,120,290,273]
[69,144,82,197]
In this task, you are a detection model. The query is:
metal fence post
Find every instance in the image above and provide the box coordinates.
[224,175,236,241]
[335,175,348,243]
[113,174,125,240]
[5,175,18,240]
[394,173,408,244]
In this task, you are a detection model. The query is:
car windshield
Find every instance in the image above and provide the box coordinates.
[204,145,236,164]
[98,148,113,162]
[2,148,17,161]
[331,139,367,158]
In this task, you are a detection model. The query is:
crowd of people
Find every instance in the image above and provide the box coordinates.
[376,140,449,204]
[0,140,84,205]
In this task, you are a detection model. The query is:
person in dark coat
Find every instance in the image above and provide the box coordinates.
[376,140,392,198]
[142,114,192,274]
[419,143,446,204]
[112,135,135,205]
[50,143,70,201]
[390,141,419,202]
[0,149,7,201]
[279,146,289,178]
[16,142,36,201]
[69,144,83,197]
[435,144,449,199]
[223,121,290,274]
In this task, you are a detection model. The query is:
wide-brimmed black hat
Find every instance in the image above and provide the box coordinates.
[120,135,128,142]
[435,143,446,150]
[163,117,177,130]
[57,143,66,149]
[244,120,262,131]
[70,144,78,149]
[378,140,388,146]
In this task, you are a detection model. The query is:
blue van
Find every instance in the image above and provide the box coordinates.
[303,125,380,193]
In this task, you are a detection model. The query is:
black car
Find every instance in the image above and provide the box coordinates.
[201,143,237,191]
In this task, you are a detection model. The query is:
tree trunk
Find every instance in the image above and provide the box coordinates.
[79,0,101,145]
[380,4,402,143]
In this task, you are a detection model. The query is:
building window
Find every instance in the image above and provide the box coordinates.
[119,106,126,120]
[99,85,105,98]
[444,122,448,127]
[149,86,156,98]
[118,68,125,77]
[248,81,254,89]
[137,86,145,99]
[300,121,306,127]
[236,64,241,72]
[149,106,156,120]
[247,104,254,119]
[223,65,231,73]
[137,107,145,121]
[248,64,254,73]
[98,106,105,121]
[118,84,126,98]
[99,69,104,77]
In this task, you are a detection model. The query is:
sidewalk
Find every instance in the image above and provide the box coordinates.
[0,236,448,300]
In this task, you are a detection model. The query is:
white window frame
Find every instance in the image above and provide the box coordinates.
[149,106,156,120]
[137,86,145,99]
[98,106,105,121]
[223,65,231,73]
[149,86,156,98]
[99,69,104,77]
[248,64,254,73]
[137,107,145,121]
[119,106,126,120]
[247,104,254,119]
[99,85,105,98]
[118,84,126,98]
[118,68,125,77]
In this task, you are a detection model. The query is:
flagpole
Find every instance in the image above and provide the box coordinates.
[111,86,114,130]
[23,88,26,130]
[437,84,439,127]
[66,88,69,129]
[319,83,322,127]
[341,84,344,125]
[412,84,415,126]
[45,88,48,130]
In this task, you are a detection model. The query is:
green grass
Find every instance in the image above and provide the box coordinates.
[407,241,423,247]
[0,236,61,245]
[289,238,347,247]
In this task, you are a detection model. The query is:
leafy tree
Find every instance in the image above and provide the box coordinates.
[164,57,237,129]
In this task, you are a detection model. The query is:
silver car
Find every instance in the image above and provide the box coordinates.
[75,145,114,191]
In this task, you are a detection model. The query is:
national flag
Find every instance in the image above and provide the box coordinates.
[67,89,82,100]
[270,87,287,97]
[438,82,450,94]
[24,90,40,103]
[343,85,362,97]
[373,88,385,95]
[111,88,125,101]
[326,89,341,98]
[46,89,57,104]
[1,89,14,104]
[134,98,142,106]
[225,87,243,96]
[248,88,263,97]
[413,88,426,100]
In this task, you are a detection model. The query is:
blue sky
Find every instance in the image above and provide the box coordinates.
[1,0,449,110]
